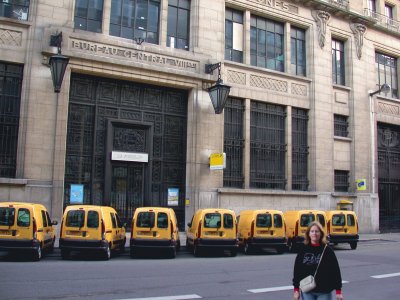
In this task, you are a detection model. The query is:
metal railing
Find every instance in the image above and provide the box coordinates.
[364,8,400,34]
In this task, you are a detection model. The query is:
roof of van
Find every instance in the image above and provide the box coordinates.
[239,209,283,214]
[134,207,173,213]
[195,208,236,214]
[284,210,326,214]
[0,202,45,208]
[326,210,357,215]
[64,205,114,211]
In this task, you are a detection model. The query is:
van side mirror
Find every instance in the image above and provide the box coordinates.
[51,220,58,226]
[187,222,192,227]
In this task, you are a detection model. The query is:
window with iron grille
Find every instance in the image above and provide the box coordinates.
[334,170,349,192]
[167,0,190,50]
[250,101,286,189]
[74,0,104,33]
[375,52,398,99]
[223,98,244,188]
[0,0,29,21]
[0,62,23,178]
[291,27,306,76]
[334,114,348,137]
[332,39,345,85]
[110,0,160,44]
[250,15,284,72]
[225,8,243,63]
[292,108,309,191]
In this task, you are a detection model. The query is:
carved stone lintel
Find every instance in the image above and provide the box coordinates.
[312,10,331,49]
[350,23,367,60]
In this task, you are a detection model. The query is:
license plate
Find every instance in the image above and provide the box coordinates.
[137,231,152,236]
[0,230,10,235]
[205,231,218,236]
[333,229,344,232]
[257,230,270,234]
[67,231,82,236]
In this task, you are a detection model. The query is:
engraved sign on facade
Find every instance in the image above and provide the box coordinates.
[71,39,199,72]
[248,0,298,14]
[111,151,149,162]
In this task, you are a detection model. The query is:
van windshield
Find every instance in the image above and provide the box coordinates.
[204,213,221,228]
[300,214,315,227]
[256,214,272,227]
[0,207,15,226]
[137,212,155,228]
[17,209,30,227]
[332,214,345,226]
[66,210,85,227]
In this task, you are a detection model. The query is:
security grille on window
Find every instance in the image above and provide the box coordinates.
[0,0,29,20]
[110,0,160,44]
[375,52,398,98]
[250,15,284,72]
[291,27,306,76]
[334,170,349,192]
[225,8,243,63]
[0,62,23,178]
[167,0,190,50]
[74,0,104,33]
[223,98,244,188]
[250,101,286,189]
[292,108,309,191]
[332,39,345,85]
[334,114,348,137]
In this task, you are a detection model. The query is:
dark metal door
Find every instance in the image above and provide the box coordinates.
[378,124,400,232]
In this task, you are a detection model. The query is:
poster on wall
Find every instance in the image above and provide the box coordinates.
[356,179,366,191]
[70,184,84,204]
[168,188,179,206]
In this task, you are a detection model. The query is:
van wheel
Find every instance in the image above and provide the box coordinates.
[350,242,357,250]
[103,244,111,260]
[33,246,42,261]
[244,242,252,255]
[61,249,70,260]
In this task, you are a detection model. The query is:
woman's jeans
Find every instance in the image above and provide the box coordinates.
[301,291,333,300]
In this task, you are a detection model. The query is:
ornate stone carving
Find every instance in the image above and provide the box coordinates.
[312,10,331,48]
[0,29,22,47]
[250,75,288,92]
[350,23,367,60]
[291,83,307,96]
[227,70,246,85]
[378,102,400,116]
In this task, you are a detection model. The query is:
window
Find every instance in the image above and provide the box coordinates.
[223,214,234,228]
[136,211,155,227]
[292,108,309,191]
[204,213,221,228]
[334,114,348,137]
[74,0,104,33]
[66,210,85,227]
[317,214,326,227]
[300,214,314,227]
[223,98,244,188]
[250,102,286,189]
[274,214,283,228]
[385,3,393,19]
[46,211,52,227]
[347,214,355,226]
[225,8,243,63]
[110,212,117,228]
[41,210,48,227]
[157,212,168,228]
[110,0,160,44]
[376,52,398,98]
[0,207,15,226]
[0,0,29,21]
[115,213,123,227]
[291,27,306,76]
[256,214,272,227]
[167,0,190,50]
[87,211,99,228]
[17,208,30,227]
[332,39,345,85]
[334,170,349,192]
[368,0,376,12]
[332,214,345,226]
[251,15,284,71]
[0,62,23,178]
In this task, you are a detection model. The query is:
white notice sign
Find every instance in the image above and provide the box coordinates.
[111,151,148,162]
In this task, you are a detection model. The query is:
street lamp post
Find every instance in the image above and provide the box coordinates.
[49,32,69,93]
[205,63,231,114]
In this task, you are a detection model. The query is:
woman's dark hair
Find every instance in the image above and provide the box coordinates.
[304,221,328,245]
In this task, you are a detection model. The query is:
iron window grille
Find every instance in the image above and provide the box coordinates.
[375,53,398,99]
[0,62,23,178]
[74,0,104,33]
[0,0,29,21]
[110,0,160,44]
[332,39,345,85]
[334,170,349,192]
[292,108,309,191]
[250,101,286,189]
[334,114,348,137]
[250,15,284,72]
[291,27,306,76]
[225,8,243,63]
[223,97,244,188]
[167,0,190,50]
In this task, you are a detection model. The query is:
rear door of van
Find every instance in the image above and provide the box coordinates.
[346,213,358,235]
[254,212,285,238]
[202,212,235,239]
[0,205,33,241]
[64,208,101,240]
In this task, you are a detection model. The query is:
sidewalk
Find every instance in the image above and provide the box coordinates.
[358,232,400,242]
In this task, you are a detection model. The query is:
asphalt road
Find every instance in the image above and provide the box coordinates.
[0,239,399,300]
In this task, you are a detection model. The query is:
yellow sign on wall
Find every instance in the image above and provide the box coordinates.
[356,179,366,191]
[210,153,226,170]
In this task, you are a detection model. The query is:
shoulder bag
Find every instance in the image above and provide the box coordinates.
[299,245,327,293]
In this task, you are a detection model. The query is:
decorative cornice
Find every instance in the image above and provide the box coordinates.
[350,23,367,60]
[312,10,331,49]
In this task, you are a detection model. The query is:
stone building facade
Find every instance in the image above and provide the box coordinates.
[1,0,400,233]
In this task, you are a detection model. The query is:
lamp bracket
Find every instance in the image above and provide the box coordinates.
[205,62,221,75]
[133,37,145,45]
[50,32,63,54]
[369,83,391,96]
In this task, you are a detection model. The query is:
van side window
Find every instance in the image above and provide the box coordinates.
[236,216,240,224]
[157,212,168,228]
[0,207,15,226]
[41,210,48,227]
[347,214,355,226]
[110,213,117,228]
[17,209,30,227]
[224,214,234,228]
[46,211,52,227]
[87,211,99,228]
[66,210,85,227]
[300,214,314,227]
[332,214,345,226]
[256,214,272,227]
[317,214,325,227]
[274,214,283,228]
[204,213,221,228]
[137,212,155,228]
[115,213,123,228]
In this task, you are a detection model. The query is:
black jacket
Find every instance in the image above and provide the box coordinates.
[293,244,342,293]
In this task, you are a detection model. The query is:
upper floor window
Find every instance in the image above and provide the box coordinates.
[0,0,29,21]
[74,0,104,33]
[110,0,160,44]
[334,114,348,137]
[225,8,243,63]
[376,52,398,99]
[167,0,190,50]
[334,170,349,192]
[291,27,306,76]
[368,0,376,12]
[332,39,345,85]
[385,3,393,19]
[250,15,284,72]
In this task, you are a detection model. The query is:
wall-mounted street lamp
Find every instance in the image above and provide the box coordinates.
[369,83,391,96]
[49,32,70,93]
[205,62,231,114]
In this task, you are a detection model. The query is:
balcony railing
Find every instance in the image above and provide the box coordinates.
[364,8,400,34]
